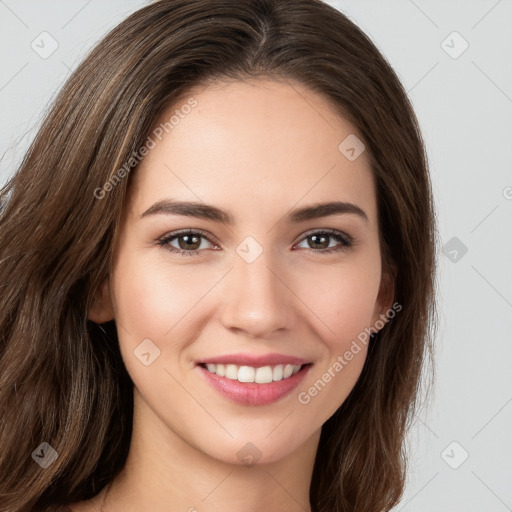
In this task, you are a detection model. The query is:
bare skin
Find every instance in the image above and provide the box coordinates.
[70,77,393,511]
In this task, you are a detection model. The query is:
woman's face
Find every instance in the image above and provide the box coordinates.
[92,78,392,466]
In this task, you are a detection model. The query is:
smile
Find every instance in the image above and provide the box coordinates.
[196,361,313,406]
[200,363,303,383]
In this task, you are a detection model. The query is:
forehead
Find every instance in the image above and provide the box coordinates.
[127,78,377,225]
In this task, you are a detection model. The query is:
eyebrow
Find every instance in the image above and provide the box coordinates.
[140,199,368,225]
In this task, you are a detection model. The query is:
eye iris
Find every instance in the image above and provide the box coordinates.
[309,234,329,249]
[179,234,201,250]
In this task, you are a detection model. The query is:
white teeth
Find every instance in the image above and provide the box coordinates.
[254,366,273,384]
[272,365,283,381]
[225,364,238,380]
[238,366,255,382]
[283,364,294,378]
[203,362,303,382]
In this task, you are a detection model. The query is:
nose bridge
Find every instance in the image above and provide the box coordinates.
[219,238,293,337]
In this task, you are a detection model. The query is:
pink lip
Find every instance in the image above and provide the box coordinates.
[196,363,312,406]
[198,352,310,367]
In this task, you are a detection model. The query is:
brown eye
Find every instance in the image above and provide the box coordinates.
[296,230,352,254]
[174,233,202,251]
[157,230,216,256]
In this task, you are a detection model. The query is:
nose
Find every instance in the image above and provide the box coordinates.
[218,246,296,339]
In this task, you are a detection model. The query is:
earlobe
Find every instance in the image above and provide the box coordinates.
[87,278,115,324]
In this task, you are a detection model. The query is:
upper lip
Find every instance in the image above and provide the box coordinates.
[198,353,311,367]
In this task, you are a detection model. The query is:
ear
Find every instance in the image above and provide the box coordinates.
[88,277,115,324]
[370,263,397,329]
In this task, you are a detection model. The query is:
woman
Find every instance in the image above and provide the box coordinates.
[0,0,437,510]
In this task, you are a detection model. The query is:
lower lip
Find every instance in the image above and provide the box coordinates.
[196,364,312,406]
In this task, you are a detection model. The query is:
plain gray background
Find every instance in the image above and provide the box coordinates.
[1,1,511,510]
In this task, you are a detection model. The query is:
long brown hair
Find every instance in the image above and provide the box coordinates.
[0,1,437,510]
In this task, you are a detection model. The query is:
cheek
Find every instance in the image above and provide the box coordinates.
[295,256,379,403]
[110,253,211,416]
[293,262,378,420]
[111,250,223,374]
[113,251,202,334]
[298,256,381,344]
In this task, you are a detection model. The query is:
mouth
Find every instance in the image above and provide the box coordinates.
[197,362,312,383]
[195,361,313,406]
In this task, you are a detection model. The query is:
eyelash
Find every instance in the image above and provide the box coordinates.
[156,228,353,257]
